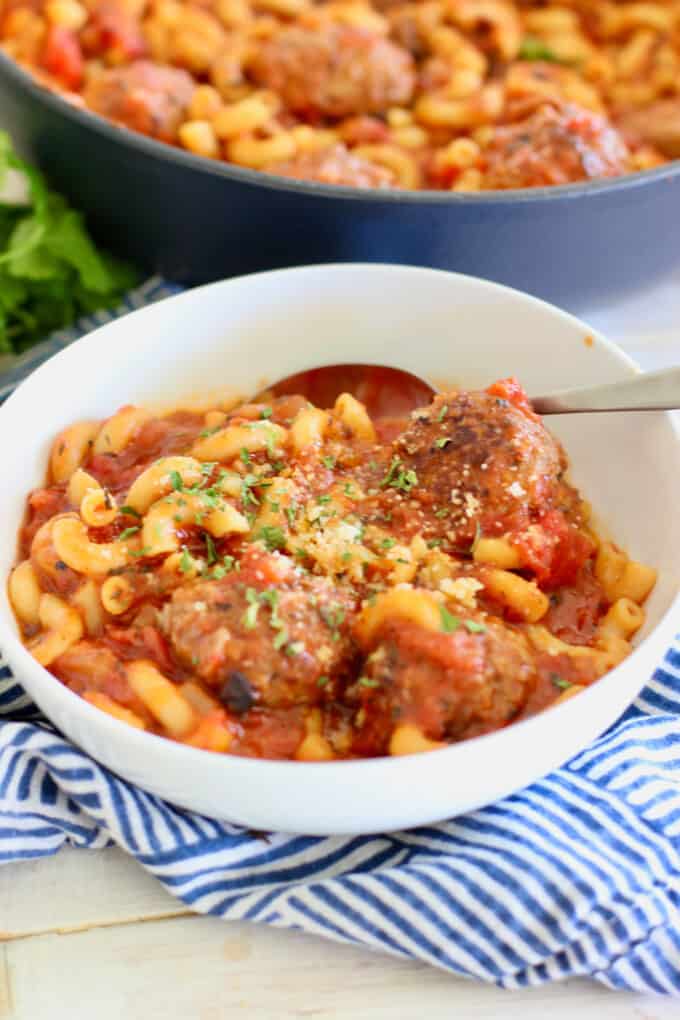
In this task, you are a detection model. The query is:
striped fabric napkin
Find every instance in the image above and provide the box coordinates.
[1,285,680,994]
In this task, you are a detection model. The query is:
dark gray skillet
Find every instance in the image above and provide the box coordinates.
[2,49,680,309]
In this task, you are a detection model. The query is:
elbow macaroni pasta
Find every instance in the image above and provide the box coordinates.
[10,380,658,760]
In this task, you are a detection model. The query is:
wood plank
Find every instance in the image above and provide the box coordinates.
[4,914,679,1020]
[0,945,12,1019]
[1,848,188,939]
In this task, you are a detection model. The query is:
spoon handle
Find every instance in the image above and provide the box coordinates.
[532,366,680,414]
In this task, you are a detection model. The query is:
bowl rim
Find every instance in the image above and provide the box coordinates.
[2,47,680,206]
[0,261,678,782]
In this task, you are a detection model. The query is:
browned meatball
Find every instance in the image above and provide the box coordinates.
[617,99,680,158]
[83,60,195,142]
[482,102,629,189]
[248,24,415,118]
[349,615,536,754]
[372,389,564,550]
[266,144,394,188]
[163,548,357,710]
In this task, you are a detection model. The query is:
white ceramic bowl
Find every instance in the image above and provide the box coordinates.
[1,265,678,835]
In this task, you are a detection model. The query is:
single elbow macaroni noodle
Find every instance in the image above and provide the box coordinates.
[126,660,197,737]
[93,406,152,455]
[80,487,118,528]
[191,420,287,461]
[50,421,100,483]
[334,392,377,442]
[125,456,204,513]
[8,561,42,626]
[142,492,249,555]
[52,516,135,575]
[356,587,442,647]
[28,593,84,666]
[484,568,549,622]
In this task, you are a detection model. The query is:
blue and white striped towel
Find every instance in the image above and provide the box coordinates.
[2,286,680,994]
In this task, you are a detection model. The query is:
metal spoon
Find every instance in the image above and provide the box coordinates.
[262,363,680,416]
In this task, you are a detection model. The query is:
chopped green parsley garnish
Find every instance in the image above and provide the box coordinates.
[427,538,443,548]
[437,404,448,422]
[169,470,183,492]
[204,533,217,565]
[273,628,289,650]
[286,641,305,657]
[285,503,298,527]
[344,482,354,497]
[119,526,140,540]
[381,538,397,549]
[435,508,450,518]
[198,425,221,438]
[435,437,451,449]
[358,677,379,688]
[241,474,260,509]
[129,546,152,558]
[317,675,330,688]
[341,551,353,563]
[440,606,462,633]
[380,456,401,488]
[119,505,141,518]
[179,547,195,574]
[240,447,251,466]
[551,674,572,690]
[317,495,331,504]
[260,407,273,419]
[243,588,261,629]
[518,36,560,61]
[322,455,336,469]
[259,525,286,552]
[465,620,487,634]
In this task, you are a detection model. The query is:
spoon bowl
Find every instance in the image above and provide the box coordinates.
[262,363,680,416]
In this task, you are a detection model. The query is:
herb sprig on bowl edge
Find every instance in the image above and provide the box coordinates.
[0,132,139,353]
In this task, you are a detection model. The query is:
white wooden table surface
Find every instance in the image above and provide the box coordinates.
[1,264,679,1019]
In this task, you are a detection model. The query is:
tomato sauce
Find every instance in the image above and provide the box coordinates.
[11,376,646,760]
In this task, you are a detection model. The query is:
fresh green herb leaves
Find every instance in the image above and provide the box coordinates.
[0,132,138,354]
[551,674,572,690]
[434,437,451,449]
[380,456,418,493]
[243,588,261,629]
[317,675,330,688]
[119,505,141,519]
[259,525,286,552]
[119,526,140,541]
[465,620,487,634]
[169,470,183,492]
[440,606,462,633]
[179,547,195,574]
[358,676,379,688]
[285,503,298,528]
[436,404,449,422]
[241,474,260,509]
[260,407,273,419]
[518,35,560,61]
[320,604,345,641]
[381,537,397,549]
[204,533,217,565]
[322,455,336,469]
